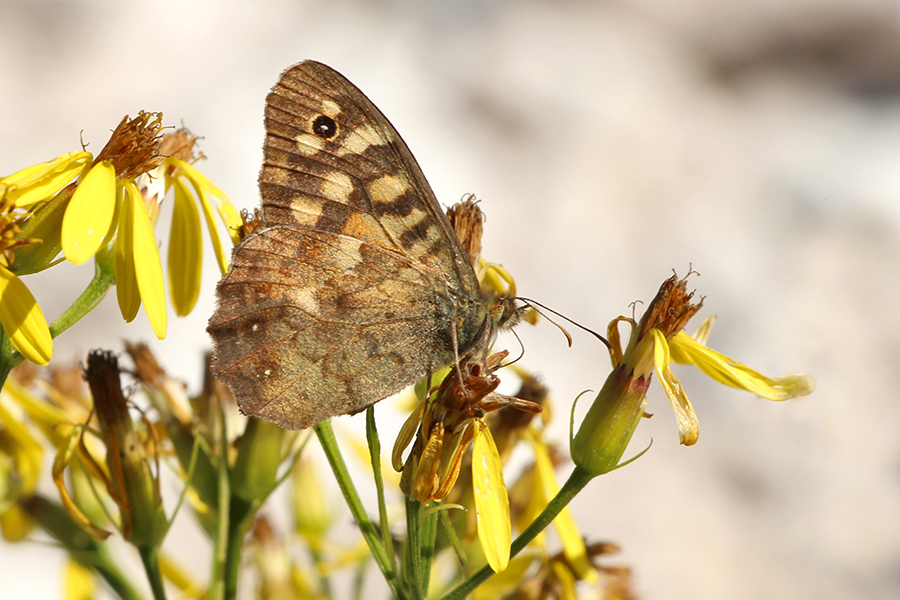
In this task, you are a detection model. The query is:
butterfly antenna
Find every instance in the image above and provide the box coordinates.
[517,297,611,350]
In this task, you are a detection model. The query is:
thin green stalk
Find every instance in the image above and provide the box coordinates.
[440,509,470,579]
[222,498,255,600]
[49,261,114,338]
[138,545,168,600]
[366,407,397,572]
[6,261,115,373]
[208,402,231,600]
[404,496,437,600]
[438,466,595,600]
[314,420,404,600]
[308,546,334,599]
[20,495,145,600]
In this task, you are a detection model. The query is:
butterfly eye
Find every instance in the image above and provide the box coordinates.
[311,115,338,139]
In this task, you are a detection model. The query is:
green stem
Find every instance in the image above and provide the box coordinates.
[440,509,470,579]
[366,407,397,572]
[208,403,232,600]
[50,261,115,338]
[20,495,145,600]
[6,261,115,373]
[314,420,404,600]
[438,466,595,600]
[138,545,168,600]
[222,498,255,600]
[404,497,437,600]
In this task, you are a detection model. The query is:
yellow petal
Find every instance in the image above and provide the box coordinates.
[158,553,205,599]
[532,429,598,583]
[0,400,43,493]
[551,559,578,600]
[651,329,699,445]
[3,152,92,208]
[472,420,510,572]
[471,554,538,600]
[0,265,52,365]
[52,426,111,542]
[3,378,77,447]
[115,186,141,323]
[670,332,813,401]
[64,559,96,600]
[124,182,167,339]
[0,503,35,542]
[690,315,717,346]
[168,178,202,316]
[61,160,117,264]
[175,160,242,244]
[392,396,426,472]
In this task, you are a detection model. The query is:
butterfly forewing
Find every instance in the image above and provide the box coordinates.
[208,61,498,429]
[260,61,477,295]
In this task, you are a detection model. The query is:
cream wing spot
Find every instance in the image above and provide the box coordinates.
[292,287,320,315]
[294,132,326,155]
[321,99,342,119]
[319,171,354,202]
[367,173,412,206]
[335,123,383,157]
[332,237,363,270]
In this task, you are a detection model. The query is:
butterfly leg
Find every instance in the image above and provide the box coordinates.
[449,321,470,395]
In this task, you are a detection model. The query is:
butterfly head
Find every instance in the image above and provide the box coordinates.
[492,295,525,332]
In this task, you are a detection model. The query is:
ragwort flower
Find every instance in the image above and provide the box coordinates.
[1,114,240,343]
[572,272,814,475]
[393,351,542,573]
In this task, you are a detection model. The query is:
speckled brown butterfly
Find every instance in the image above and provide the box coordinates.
[207,61,520,429]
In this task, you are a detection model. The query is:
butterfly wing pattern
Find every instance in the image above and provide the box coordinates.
[208,61,505,429]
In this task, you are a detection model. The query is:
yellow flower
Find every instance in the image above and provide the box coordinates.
[1,152,91,210]
[0,185,52,365]
[1,116,240,341]
[49,112,168,338]
[145,128,242,316]
[573,273,813,475]
[0,397,44,541]
[393,351,543,573]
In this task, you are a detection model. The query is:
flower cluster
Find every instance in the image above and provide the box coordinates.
[0,118,813,600]
[0,112,240,366]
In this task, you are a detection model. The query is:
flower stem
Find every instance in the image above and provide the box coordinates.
[437,466,595,600]
[404,496,437,600]
[208,402,231,600]
[5,261,116,374]
[366,407,397,573]
[138,545,168,600]
[19,494,145,600]
[49,261,115,338]
[314,420,405,600]
[222,498,255,600]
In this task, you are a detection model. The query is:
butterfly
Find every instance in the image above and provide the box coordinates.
[207,61,520,429]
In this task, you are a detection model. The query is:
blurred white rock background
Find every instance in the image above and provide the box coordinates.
[2,0,898,598]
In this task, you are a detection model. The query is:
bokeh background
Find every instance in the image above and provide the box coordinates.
[2,0,899,598]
